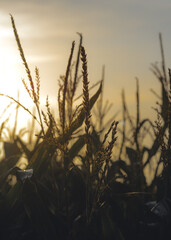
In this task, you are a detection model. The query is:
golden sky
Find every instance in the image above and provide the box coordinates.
[0,0,171,129]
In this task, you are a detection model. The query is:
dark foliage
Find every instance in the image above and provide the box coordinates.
[0,17,170,240]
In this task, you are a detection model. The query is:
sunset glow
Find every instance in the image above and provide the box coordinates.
[0,0,171,130]
[0,2,171,238]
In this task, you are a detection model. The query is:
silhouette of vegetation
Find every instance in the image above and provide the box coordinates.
[0,16,170,240]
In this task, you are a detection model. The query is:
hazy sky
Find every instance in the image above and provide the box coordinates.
[0,0,171,127]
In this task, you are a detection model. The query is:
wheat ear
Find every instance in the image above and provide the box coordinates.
[10,14,44,135]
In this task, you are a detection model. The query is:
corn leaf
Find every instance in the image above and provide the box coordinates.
[22,179,58,240]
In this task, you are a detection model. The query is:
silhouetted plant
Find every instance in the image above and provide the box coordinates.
[0,16,171,240]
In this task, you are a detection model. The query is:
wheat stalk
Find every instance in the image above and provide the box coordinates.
[72,33,82,100]
[35,66,40,103]
[62,41,75,134]
[10,15,36,102]
[10,15,45,135]
[81,46,91,168]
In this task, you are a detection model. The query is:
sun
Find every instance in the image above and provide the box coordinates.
[0,43,35,131]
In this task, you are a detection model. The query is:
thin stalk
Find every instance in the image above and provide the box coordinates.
[98,65,105,131]
[10,15,45,135]
[71,33,82,101]
[62,41,75,134]
[36,103,45,135]
[159,33,167,85]
[0,94,38,123]
[12,91,19,140]
[81,46,92,223]
[135,78,140,152]
[119,89,126,158]
[168,69,171,177]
